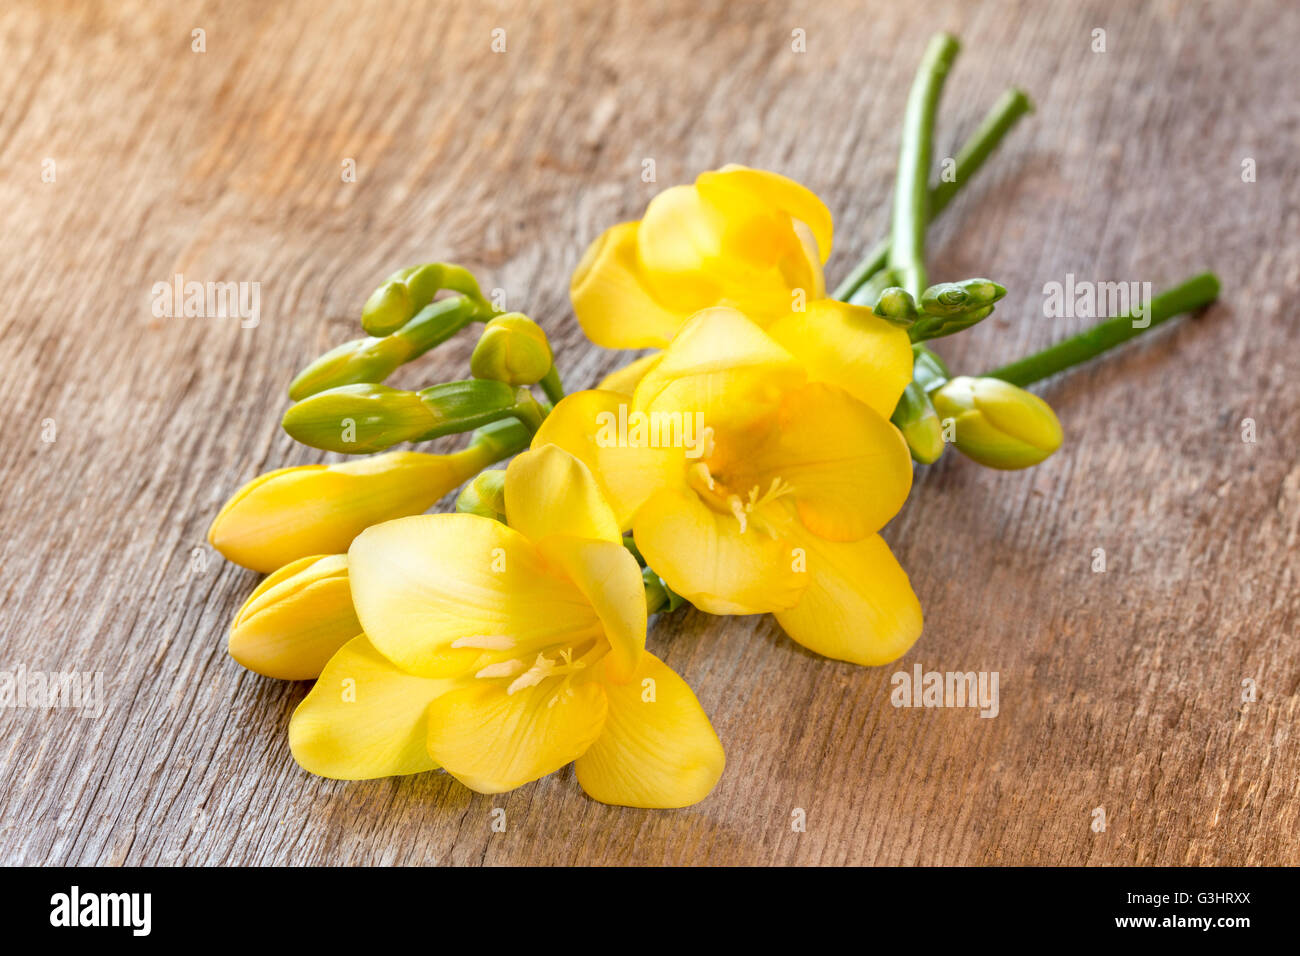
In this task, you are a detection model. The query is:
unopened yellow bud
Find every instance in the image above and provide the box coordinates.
[470,313,553,385]
[208,448,493,573]
[229,554,359,680]
[931,376,1063,470]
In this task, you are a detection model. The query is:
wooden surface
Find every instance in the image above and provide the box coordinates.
[1,0,1297,866]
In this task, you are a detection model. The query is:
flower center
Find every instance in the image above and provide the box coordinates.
[454,627,607,704]
[687,461,794,536]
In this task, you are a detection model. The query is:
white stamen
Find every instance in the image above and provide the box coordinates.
[506,653,556,695]
[728,495,749,534]
[475,660,526,679]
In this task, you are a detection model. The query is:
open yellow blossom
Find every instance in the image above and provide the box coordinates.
[289,445,725,808]
[572,164,835,349]
[534,306,922,666]
[208,447,494,574]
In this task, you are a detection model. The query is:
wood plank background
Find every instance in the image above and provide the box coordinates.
[1,0,1296,866]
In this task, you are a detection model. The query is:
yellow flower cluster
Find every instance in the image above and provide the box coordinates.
[209,165,1061,809]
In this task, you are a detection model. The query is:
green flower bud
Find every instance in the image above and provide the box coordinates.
[282,379,521,453]
[873,287,919,325]
[282,383,438,453]
[290,296,483,401]
[288,335,408,401]
[470,313,553,385]
[959,278,1007,306]
[361,263,493,337]
[920,282,969,316]
[931,375,1063,470]
[890,381,945,464]
[361,280,413,337]
[920,278,1006,315]
[907,278,1006,342]
[909,303,996,342]
[455,469,507,521]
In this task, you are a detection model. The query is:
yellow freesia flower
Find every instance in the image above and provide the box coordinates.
[572,164,834,349]
[289,445,725,808]
[228,554,359,680]
[534,306,922,666]
[209,447,494,574]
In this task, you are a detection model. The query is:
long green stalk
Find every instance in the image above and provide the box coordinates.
[984,273,1220,386]
[834,86,1033,303]
[887,33,961,300]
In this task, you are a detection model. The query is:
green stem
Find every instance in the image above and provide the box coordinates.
[460,419,532,471]
[506,390,547,434]
[405,296,490,348]
[288,295,484,400]
[930,89,1032,233]
[887,33,961,300]
[984,273,1220,386]
[644,576,670,615]
[539,365,565,405]
[834,87,1033,304]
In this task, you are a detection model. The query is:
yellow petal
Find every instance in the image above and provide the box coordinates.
[504,445,620,544]
[288,635,456,779]
[788,219,828,301]
[348,514,599,678]
[571,221,692,349]
[774,533,922,666]
[633,486,806,615]
[229,553,360,680]
[532,390,688,529]
[766,299,914,419]
[208,449,488,574]
[597,352,663,393]
[730,383,913,542]
[633,307,805,434]
[634,185,728,311]
[576,652,724,808]
[537,536,646,683]
[425,678,607,794]
[637,172,824,325]
[699,165,833,264]
[692,166,828,318]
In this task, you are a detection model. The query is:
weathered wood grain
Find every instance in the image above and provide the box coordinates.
[0,0,1296,866]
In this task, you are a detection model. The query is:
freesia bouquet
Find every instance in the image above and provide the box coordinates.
[209,34,1218,808]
